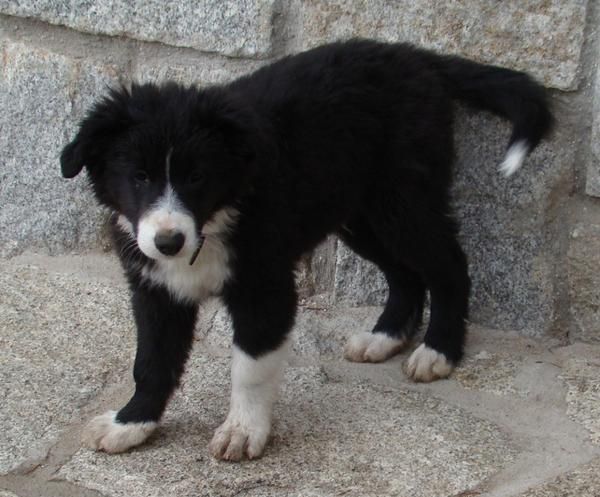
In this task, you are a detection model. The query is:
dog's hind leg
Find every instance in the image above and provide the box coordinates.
[403,236,470,382]
[369,194,470,382]
[339,217,425,363]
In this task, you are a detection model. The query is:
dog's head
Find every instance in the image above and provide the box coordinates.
[61,83,267,261]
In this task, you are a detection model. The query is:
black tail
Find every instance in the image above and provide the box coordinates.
[432,54,554,176]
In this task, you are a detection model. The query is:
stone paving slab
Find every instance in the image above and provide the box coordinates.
[0,255,133,474]
[1,253,600,497]
[57,357,517,497]
[560,357,600,446]
[517,458,600,497]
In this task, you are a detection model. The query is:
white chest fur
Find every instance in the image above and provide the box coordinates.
[141,234,233,303]
[133,207,237,304]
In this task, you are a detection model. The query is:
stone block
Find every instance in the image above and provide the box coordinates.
[333,241,387,307]
[568,203,600,343]
[0,40,121,257]
[292,0,588,90]
[0,255,133,473]
[332,107,575,335]
[0,0,276,57]
[587,65,600,197]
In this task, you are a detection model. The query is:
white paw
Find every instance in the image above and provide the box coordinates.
[405,344,454,382]
[82,411,157,453]
[344,331,407,363]
[209,415,270,461]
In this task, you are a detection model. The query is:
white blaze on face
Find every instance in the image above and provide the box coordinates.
[136,149,198,260]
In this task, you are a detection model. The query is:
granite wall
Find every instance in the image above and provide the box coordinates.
[0,0,598,340]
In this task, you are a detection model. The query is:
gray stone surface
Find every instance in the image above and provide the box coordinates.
[452,109,573,334]
[517,458,600,497]
[0,0,276,58]
[333,241,387,307]
[560,357,600,445]
[1,253,600,496]
[58,356,517,497]
[568,203,600,343]
[291,0,588,90]
[0,254,133,474]
[134,55,261,87]
[0,40,119,257]
[588,65,600,197]
[333,108,574,335]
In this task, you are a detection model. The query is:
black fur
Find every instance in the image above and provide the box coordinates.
[61,39,553,428]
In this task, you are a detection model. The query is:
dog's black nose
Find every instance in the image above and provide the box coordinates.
[154,231,185,256]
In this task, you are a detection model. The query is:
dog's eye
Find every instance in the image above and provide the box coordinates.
[134,170,150,184]
[188,169,205,186]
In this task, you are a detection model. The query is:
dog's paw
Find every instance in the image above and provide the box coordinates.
[344,331,407,363]
[82,411,157,453]
[405,344,454,382]
[209,416,270,461]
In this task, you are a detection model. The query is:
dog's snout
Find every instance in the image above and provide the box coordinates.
[154,230,185,256]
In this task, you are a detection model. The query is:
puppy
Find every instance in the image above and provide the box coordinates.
[61,39,553,461]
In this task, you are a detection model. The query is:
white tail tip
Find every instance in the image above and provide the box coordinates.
[499,140,529,177]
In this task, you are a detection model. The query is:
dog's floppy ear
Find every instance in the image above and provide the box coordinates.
[60,137,87,178]
[60,86,133,179]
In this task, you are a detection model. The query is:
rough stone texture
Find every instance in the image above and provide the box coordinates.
[58,356,517,497]
[0,40,119,257]
[560,358,600,445]
[0,0,276,58]
[452,109,573,334]
[587,65,600,197]
[517,458,600,497]
[0,254,133,474]
[334,108,574,334]
[292,0,588,90]
[134,52,263,87]
[454,349,527,398]
[1,254,600,496]
[568,202,600,343]
[333,241,387,306]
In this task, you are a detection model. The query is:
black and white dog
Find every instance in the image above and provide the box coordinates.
[61,40,553,461]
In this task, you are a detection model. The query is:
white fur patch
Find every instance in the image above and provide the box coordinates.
[141,208,237,303]
[344,331,406,363]
[209,340,290,461]
[82,410,157,454]
[405,343,454,382]
[499,140,529,177]
[137,185,198,261]
[116,214,135,236]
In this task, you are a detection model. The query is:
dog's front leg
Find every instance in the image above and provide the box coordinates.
[82,283,198,453]
[210,270,296,461]
[209,340,290,461]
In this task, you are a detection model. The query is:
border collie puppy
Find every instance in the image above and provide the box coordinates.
[61,39,553,461]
